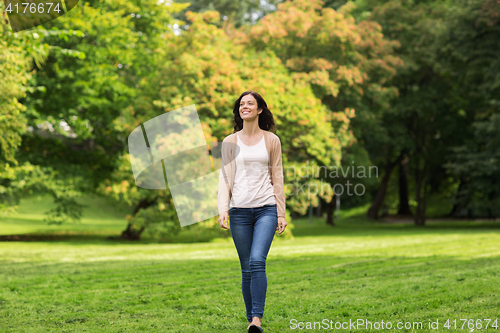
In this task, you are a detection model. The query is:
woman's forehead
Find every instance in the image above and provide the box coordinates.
[241,94,256,102]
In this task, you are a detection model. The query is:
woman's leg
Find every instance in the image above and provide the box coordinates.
[249,204,278,321]
[229,207,254,323]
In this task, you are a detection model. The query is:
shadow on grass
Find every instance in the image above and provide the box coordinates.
[0,229,232,244]
[0,233,125,243]
[1,215,498,244]
[292,215,500,238]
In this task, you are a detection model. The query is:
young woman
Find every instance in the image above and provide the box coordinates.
[218,91,287,333]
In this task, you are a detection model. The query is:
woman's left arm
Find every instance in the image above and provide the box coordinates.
[271,136,288,234]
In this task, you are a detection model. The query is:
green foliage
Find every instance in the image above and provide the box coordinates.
[0,12,49,164]
[342,0,500,222]
[22,0,187,186]
[0,4,88,223]
[173,0,282,28]
[246,0,402,112]
[445,114,500,211]
[436,0,500,211]
[0,162,84,224]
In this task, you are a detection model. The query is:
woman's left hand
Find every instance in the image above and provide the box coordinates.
[277,217,288,235]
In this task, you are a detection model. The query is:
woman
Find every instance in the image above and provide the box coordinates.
[218,91,287,333]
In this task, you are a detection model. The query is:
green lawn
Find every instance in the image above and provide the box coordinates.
[0,194,132,240]
[0,195,499,332]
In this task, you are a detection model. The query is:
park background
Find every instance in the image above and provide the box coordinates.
[1,0,499,331]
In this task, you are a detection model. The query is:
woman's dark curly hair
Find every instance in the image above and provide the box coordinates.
[232,91,276,133]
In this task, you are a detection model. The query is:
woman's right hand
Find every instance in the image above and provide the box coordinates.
[218,211,230,229]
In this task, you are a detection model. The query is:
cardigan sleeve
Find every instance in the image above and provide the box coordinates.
[217,138,231,215]
[271,136,286,218]
[218,164,230,214]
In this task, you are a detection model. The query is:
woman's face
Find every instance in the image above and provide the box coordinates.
[239,94,261,121]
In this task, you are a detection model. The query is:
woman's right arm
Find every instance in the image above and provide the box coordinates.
[218,138,231,229]
[218,164,230,229]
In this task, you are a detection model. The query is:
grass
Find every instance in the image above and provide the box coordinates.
[0,193,132,240]
[0,195,499,332]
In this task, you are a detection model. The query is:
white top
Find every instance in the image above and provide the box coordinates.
[229,133,276,208]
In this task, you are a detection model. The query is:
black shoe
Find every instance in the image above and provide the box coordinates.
[248,324,264,333]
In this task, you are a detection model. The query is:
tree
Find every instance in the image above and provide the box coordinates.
[358,0,476,224]
[441,0,500,217]
[1,4,87,223]
[22,0,185,189]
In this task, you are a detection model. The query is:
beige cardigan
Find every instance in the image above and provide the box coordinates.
[218,130,286,218]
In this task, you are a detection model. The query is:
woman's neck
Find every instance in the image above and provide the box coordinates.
[240,121,262,137]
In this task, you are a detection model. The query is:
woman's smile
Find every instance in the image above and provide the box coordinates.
[239,94,260,118]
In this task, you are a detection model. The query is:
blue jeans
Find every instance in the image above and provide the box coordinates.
[229,203,278,322]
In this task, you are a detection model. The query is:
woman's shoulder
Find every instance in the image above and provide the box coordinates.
[222,133,237,143]
[265,131,281,144]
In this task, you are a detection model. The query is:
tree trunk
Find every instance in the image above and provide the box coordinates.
[326,198,335,226]
[398,151,412,216]
[367,153,404,219]
[119,197,158,240]
[450,178,468,217]
[121,223,146,240]
[308,204,313,224]
[316,198,322,217]
[414,162,428,226]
